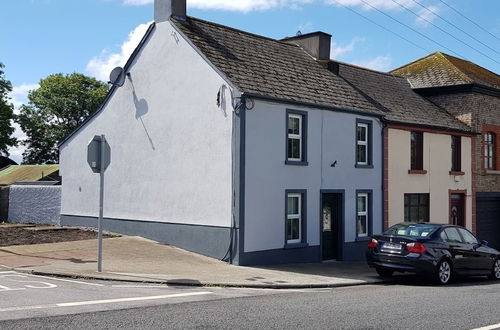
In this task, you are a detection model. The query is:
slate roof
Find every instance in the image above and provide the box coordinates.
[174,17,382,115]
[337,62,473,132]
[390,52,500,90]
[0,165,59,185]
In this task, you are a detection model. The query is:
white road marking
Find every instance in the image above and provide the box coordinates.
[470,323,500,330]
[0,274,57,289]
[111,285,169,288]
[23,273,104,286]
[0,291,213,312]
[0,271,16,274]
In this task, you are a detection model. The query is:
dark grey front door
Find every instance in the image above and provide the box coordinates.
[321,193,342,260]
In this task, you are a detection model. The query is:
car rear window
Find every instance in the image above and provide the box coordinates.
[383,224,439,238]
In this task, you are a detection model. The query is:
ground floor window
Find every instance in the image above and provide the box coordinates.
[356,192,370,238]
[404,193,429,222]
[286,190,306,245]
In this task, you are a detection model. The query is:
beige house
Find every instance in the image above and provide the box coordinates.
[336,62,474,230]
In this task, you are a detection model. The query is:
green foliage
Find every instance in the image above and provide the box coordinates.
[16,73,108,164]
[0,63,16,156]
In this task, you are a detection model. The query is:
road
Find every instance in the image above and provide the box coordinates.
[0,266,499,330]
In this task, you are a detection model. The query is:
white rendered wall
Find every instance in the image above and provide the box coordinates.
[388,129,472,230]
[60,21,234,228]
[8,185,61,225]
[244,100,383,253]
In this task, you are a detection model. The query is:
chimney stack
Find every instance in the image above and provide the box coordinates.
[282,32,332,62]
[154,0,186,23]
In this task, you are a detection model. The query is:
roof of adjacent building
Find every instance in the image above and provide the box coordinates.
[0,165,59,185]
[174,17,382,115]
[390,52,500,90]
[337,62,473,132]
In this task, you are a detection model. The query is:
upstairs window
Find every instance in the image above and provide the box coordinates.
[484,132,495,170]
[410,131,423,170]
[451,135,461,172]
[356,122,369,166]
[286,110,307,165]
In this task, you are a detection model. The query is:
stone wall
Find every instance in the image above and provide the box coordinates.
[8,185,61,225]
[427,92,500,192]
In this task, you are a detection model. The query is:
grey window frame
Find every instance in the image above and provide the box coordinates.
[285,109,308,166]
[285,189,308,248]
[355,119,373,168]
[355,190,373,240]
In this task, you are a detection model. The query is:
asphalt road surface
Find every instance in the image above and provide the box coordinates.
[0,266,499,330]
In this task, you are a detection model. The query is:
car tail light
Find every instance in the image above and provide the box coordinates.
[367,238,378,248]
[406,242,426,254]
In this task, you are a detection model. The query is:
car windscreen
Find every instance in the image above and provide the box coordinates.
[383,224,440,238]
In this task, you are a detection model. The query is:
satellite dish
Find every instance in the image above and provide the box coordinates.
[108,67,125,87]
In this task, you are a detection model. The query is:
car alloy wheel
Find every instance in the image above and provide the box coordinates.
[437,260,451,285]
[489,259,500,280]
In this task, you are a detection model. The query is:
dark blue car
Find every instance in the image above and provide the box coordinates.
[366,223,500,284]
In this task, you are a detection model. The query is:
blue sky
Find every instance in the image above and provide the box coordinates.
[2,0,500,163]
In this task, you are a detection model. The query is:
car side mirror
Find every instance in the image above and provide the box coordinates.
[481,240,489,246]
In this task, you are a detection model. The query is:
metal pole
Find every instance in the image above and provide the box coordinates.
[97,134,105,272]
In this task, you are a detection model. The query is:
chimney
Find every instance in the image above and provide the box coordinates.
[282,32,332,62]
[154,0,186,23]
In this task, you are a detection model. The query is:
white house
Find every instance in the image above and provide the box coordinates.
[59,0,387,265]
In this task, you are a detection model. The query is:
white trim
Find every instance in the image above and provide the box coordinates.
[356,123,368,165]
[287,193,302,244]
[288,114,303,161]
[357,193,368,237]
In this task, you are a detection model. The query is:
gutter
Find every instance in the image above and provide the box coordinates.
[381,117,478,136]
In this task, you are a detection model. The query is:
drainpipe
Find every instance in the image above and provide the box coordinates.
[381,117,388,232]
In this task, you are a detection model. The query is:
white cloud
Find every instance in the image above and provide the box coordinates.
[9,84,39,112]
[352,55,392,71]
[86,22,152,81]
[7,84,38,164]
[123,0,314,12]
[330,37,365,59]
[415,5,439,26]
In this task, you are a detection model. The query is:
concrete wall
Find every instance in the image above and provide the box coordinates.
[427,92,500,192]
[244,99,383,257]
[60,21,234,230]
[8,185,61,225]
[388,128,472,230]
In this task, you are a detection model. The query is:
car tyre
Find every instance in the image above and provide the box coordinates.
[435,259,452,285]
[488,259,500,280]
[375,268,394,278]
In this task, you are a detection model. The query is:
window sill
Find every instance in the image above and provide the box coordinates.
[408,169,427,174]
[485,170,500,175]
[284,242,309,249]
[449,171,465,176]
[355,236,370,242]
[285,160,309,166]
[355,164,373,169]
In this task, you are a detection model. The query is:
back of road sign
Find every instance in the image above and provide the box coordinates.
[87,135,111,173]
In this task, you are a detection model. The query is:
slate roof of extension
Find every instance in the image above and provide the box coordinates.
[337,62,473,132]
[0,165,59,185]
[175,17,382,115]
[390,51,500,90]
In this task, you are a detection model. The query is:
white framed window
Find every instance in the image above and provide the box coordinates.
[287,193,302,244]
[356,123,368,165]
[357,193,368,237]
[288,114,302,161]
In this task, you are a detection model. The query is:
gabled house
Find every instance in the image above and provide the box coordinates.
[392,52,500,249]
[335,62,474,232]
[59,0,385,265]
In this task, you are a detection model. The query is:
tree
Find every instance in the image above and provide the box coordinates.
[0,63,16,156]
[17,73,108,164]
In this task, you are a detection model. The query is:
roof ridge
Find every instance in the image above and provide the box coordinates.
[440,51,500,80]
[389,52,440,74]
[335,60,404,78]
[186,16,299,48]
[435,52,474,84]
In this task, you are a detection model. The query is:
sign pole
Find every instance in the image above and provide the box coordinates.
[97,134,105,272]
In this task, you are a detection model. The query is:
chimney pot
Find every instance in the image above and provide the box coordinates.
[154,0,186,23]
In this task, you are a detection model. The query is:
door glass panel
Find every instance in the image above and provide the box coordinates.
[444,228,463,243]
[323,205,331,231]
[458,228,478,245]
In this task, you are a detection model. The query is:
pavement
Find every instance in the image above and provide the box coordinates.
[0,236,384,288]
